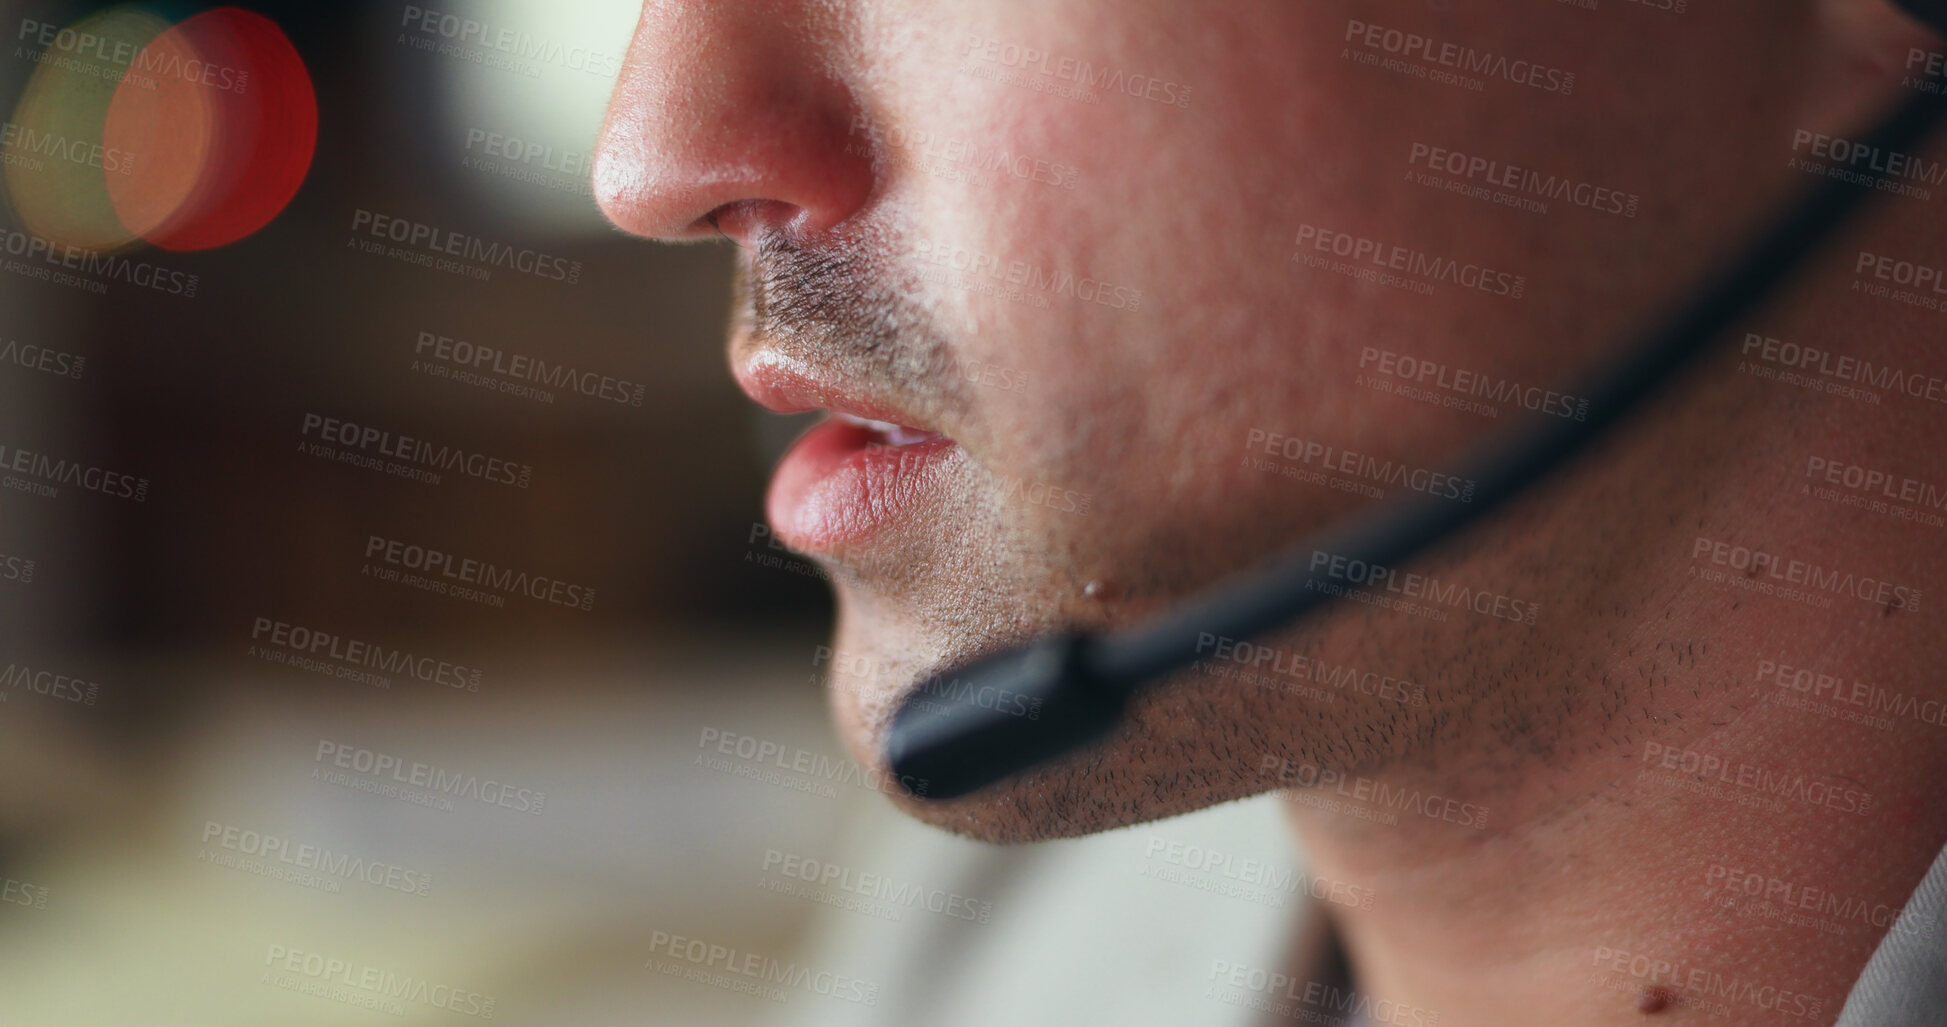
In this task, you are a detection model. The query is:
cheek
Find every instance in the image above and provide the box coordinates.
[870,6,1354,442]
[863,1,1663,581]
[820,605,907,772]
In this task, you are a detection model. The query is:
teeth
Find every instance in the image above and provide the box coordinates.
[835,411,938,446]
[835,412,901,433]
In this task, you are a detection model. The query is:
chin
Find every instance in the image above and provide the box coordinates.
[818,628,1084,845]
[878,745,1274,847]
[824,631,1281,846]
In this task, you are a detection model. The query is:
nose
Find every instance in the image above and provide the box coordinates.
[593,0,875,245]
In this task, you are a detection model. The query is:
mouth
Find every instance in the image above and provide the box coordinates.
[735,353,960,551]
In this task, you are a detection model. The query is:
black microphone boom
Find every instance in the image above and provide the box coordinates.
[886,82,1947,801]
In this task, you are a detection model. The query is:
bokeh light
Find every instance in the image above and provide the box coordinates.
[2,5,316,254]
[2,7,170,252]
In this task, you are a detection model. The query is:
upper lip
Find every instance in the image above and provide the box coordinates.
[731,348,941,435]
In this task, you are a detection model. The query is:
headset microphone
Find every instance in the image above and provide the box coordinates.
[886,5,1947,801]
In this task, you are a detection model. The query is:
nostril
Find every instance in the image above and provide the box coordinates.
[701,199,803,247]
[700,205,733,242]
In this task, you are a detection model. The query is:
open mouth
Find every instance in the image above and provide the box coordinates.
[831,412,944,448]
[765,412,959,550]
[731,352,960,551]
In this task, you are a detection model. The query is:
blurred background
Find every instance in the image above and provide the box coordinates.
[0,1,1303,1023]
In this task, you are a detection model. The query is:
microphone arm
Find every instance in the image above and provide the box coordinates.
[886,80,1947,801]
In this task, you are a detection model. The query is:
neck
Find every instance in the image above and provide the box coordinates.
[1278,277,1947,1025]
[1284,644,1947,1026]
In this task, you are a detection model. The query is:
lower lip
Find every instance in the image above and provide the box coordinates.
[767,418,959,549]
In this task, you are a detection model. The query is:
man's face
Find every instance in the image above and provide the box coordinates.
[598,2,1804,840]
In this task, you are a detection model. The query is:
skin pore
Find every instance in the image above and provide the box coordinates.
[596,2,1947,1023]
